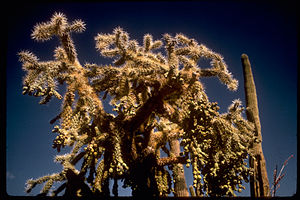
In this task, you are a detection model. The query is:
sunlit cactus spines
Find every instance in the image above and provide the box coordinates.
[19,12,256,197]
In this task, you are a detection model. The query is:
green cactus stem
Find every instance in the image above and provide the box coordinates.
[169,139,189,196]
[241,54,270,197]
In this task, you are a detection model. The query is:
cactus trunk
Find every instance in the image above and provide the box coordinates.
[241,54,270,197]
[169,139,189,196]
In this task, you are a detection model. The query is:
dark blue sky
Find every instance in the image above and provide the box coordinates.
[6,2,297,196]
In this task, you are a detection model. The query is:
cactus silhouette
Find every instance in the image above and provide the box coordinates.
[19,13,256,197]
[241,54,270,197]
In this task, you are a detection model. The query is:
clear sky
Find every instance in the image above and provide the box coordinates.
[6,1,297,196]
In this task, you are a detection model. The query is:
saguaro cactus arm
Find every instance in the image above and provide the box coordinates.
[241,54,270,197]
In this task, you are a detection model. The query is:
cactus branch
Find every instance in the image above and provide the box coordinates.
[241,54,270,197]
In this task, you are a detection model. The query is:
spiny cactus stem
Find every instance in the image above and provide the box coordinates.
[241,54,270,197]
[189,185,196,197]
[169,139,189,196]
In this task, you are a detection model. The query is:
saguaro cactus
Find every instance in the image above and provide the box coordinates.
[169,139,189,196]
[241,54,270,197]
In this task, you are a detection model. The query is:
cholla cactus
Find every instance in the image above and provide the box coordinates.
[19,12,255,197]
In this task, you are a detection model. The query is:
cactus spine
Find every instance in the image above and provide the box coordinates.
[241,54,270,197]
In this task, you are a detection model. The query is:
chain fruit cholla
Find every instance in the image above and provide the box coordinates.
[19,12,256,197]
